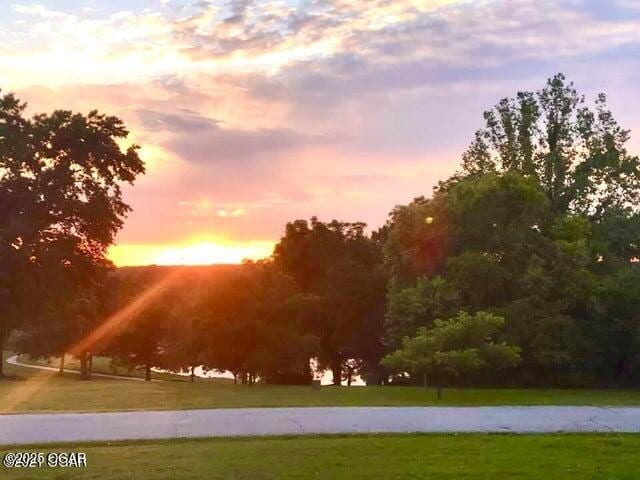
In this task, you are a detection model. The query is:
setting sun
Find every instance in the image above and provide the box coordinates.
[4,0,640,475]
[108,240,275,267]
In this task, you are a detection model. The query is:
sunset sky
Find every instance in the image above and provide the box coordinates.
[2,0,640,266]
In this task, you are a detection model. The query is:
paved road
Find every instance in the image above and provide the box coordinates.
[2,406,640,445]
[6,355,150,382]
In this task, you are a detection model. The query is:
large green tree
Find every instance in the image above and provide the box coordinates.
[104,267,176,381]
[273,217,385,385]
[15,240,110,375]
[458,73,640,218]
[0,90,144,377]
[190,262,314,385]
[382,311,520,398]
[385,173,591,382]
[453,74,640,384]
[161,269,214,383]
[384,74,640,386]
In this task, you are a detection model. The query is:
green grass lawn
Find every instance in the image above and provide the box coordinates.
[2,434,639,479]
[4,350,640,413]
[13,353,230,383]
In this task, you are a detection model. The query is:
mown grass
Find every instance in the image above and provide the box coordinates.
[14,353,230,383]
[2,433,640,479]
[3,351,640,413]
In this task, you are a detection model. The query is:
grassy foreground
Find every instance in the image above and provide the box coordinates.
[2,434,640,479]
[4,351,640,413]
[13,353,224,383]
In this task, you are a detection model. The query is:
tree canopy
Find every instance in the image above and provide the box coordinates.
[457,73,640,218]
[0,89,144,377]
[273,217,386,384]
[7,73,640,389]
[384,73,640,387]
[382,311,520,397]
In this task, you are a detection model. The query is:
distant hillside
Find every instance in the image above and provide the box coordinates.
[111,264,243,285]
[114,264,242,275]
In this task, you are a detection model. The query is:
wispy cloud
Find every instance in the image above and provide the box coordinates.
[3,0,640,263]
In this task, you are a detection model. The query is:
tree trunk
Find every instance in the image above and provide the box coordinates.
[437,385,442,400]
[190,366,195,383]
[59,355,65,374]
[241,372,247,384]
[233,372,237,384]
[423,371,428,389]
[88,354,93,375]
[304,358,313,384]
[79,353,90,380]
[331,359,342,386]
[347,366,353,386]
[0,329,7,377]
[145,364,152,381]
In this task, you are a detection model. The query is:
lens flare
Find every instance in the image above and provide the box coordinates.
[1,269,184,413]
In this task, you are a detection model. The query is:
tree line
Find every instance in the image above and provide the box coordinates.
[3,73,640,388]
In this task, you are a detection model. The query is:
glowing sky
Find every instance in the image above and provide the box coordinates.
[2,0,640,265]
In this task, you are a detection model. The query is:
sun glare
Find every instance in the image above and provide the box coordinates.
[108,241,275,267]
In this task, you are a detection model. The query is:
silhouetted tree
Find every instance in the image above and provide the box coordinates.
[273,217,384,385]
[0,89,144,377]
[105,267,177,381]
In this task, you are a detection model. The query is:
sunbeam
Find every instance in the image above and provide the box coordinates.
[1,269,184,413]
